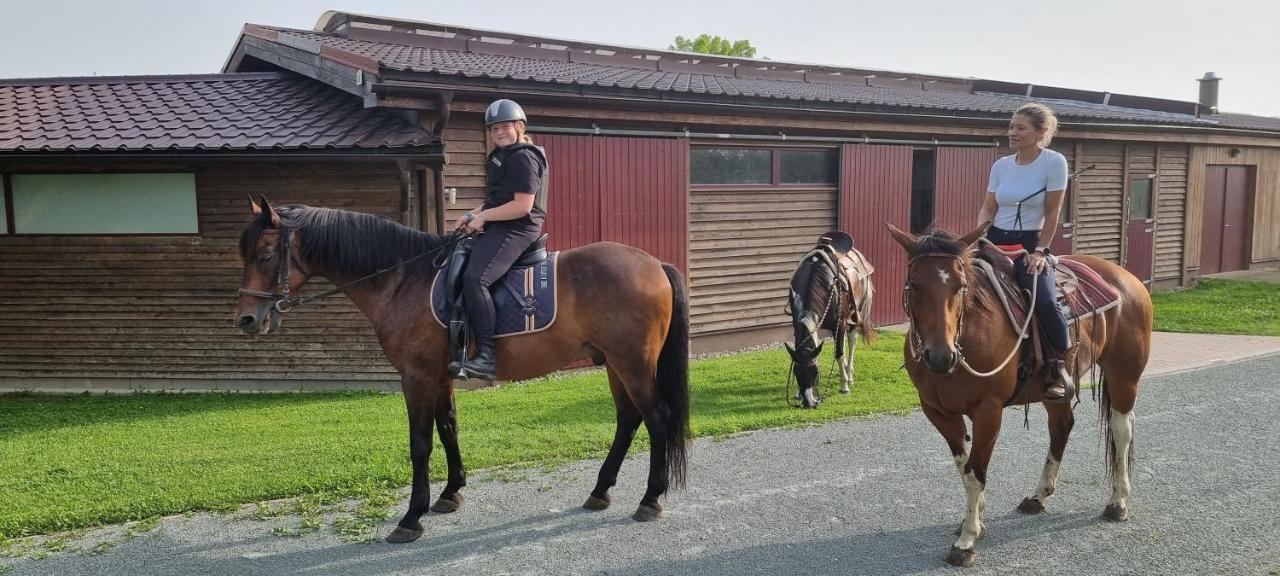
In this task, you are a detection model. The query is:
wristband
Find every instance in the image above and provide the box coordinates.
[464,212,475,223]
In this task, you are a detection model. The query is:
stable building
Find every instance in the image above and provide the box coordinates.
[3,10,1278,390]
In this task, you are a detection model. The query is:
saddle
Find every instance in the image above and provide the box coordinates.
[787,231,875,342]
[973,239,1121,332]
[433,233,555,367]
[972,239,1120,407]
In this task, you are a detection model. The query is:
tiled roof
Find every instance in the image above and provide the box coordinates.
[244,20,1280,135]
[0,72,440,153]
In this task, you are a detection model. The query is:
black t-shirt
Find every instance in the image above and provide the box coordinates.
[484,145,546,230]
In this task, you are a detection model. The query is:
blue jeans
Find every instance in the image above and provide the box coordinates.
[985,227,1070,354]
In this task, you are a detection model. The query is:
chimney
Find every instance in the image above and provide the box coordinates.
[1197,72,1221,116]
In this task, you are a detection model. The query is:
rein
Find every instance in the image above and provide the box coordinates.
[902,249,1038,378]
[238,226,460,313]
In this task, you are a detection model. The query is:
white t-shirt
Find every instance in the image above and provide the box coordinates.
[986,148,1068,231]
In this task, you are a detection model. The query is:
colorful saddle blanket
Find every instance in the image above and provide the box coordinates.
[430,253,559,338]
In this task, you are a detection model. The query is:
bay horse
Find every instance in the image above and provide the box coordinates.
[783,231,876,408]
[234,197,690,543]
[885,222,1151,567]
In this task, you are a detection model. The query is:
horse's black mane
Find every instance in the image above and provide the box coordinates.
[239,205,449,283]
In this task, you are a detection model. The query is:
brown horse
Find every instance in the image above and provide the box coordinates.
[885,222,1151,567]
[235,197,689,543]
[783,231,876,408]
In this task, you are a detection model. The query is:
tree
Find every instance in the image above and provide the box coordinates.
[670,34,757,58]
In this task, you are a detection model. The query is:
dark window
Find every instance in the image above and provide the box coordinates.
[910,149,936,233]
[691,148,772,185]
[1128,176,1153,220]
[779,149,838,184]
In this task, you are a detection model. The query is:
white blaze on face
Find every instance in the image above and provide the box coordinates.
[937,267,952,285]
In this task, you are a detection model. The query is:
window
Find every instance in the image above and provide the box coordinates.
[1128,176,1153,220]
[779,150,838,184]
[7,173,198,235]
[691,148,772,185]
[691,146,838,186]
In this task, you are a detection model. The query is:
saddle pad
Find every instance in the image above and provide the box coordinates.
[977,256,1122,332]
[430,252,559,338]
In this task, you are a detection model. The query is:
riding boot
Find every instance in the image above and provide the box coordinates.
[1043,356,1075,404]
[460,344,497,382]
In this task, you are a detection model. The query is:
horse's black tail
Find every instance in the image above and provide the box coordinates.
[658,263,691,489]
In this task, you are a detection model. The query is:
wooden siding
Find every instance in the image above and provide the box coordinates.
[689,186,837,333]
[1155,145,1190,280]
[1185,145,1280,279]
[1074,141,1126,262]
[0,163,405,382]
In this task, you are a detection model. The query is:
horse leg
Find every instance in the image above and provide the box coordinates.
[608,357,671,522]
[584,367,643,511]
[387,383,437,544]
[946,403,1002,568]
[430,388,466,514]
[839,329,857,394]
[1098,321,1143,522]
[1019,402,1075,514]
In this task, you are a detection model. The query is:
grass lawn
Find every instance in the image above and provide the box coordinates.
[1151,278,1280,336]
[0,332,915,539]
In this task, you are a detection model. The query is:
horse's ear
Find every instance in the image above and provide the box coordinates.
[959,221,992,247]
[783,342,798,361]
[258,195,281,227]
[885,223,917,252]
[249,195,262,216]
[814,340,824,357]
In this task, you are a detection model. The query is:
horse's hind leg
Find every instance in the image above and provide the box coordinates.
[1100,366,1140,522]
[584,367,643,512]
[1019,402,1075,514]
[431,388,467,514]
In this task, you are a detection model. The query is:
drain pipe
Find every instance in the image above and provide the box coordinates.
[527,124,999,147]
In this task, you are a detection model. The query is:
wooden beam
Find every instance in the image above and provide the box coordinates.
[1119,142,1132,268]
[447,100,1280,148]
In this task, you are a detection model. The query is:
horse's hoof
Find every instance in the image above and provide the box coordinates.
[632,503,662,522]
[1102,503,1129,522]
[1017,497,1046,514]
[839,388,851,395]
[945,546,977,568]
[385,524,424,544]
[583,494,611,511]
[430,492,463,514]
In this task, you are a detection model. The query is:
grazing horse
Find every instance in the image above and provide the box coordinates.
[885,222,1151,567]
[783,231,876,408]
[234,197,690,543]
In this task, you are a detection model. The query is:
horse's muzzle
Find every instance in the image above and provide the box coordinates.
[921,346,958,374]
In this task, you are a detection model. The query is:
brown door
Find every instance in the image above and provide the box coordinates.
[1199,165,1253,275]
[1123,175,1156,284]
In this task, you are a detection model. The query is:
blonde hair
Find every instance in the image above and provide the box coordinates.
[1015,103,1059,147]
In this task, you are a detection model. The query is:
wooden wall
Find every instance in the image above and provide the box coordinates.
[0,162,404,385]
[1184,145,1280,278]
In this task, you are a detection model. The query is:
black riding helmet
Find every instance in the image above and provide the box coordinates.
[484,99,527,126]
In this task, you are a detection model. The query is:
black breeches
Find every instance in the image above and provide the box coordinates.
[462,225,541,348]
[986,227,1071,354]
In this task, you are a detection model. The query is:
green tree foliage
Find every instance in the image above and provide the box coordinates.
[670,34,757,58]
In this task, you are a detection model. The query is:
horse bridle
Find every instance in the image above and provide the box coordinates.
[902,248,1039,377]
[237,225,307,313]
[237,225,463,315]
[901,252,969,369]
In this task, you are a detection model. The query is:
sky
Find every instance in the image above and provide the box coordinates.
[2,0,1278,118]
